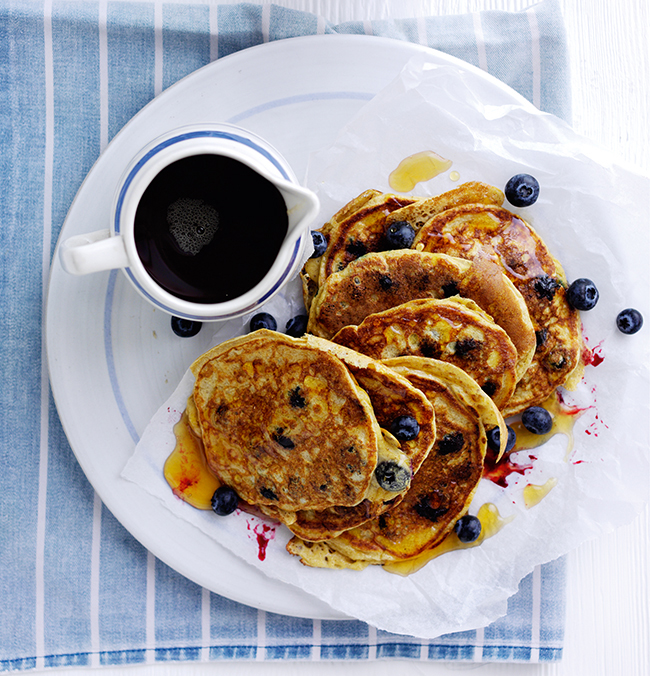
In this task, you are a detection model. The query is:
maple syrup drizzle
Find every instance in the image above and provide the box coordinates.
[523,478,558,509]
[164,410,220,510]
[383,503,513,576]
[388,151,453,192]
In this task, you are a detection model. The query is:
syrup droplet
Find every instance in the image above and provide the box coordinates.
[523,477,558,509]
[383,503,513,576]
[449,171,460,182]
[388,151,453,192]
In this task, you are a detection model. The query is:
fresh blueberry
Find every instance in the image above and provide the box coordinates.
[249,312,277,332]
[521,406,553,435]
[486,425,517,454]
[211,485,239,516]
[170,316,202,338]
[285,314,308,337]
[374,461,411,492]
[454,514,482,543]
[616,308,643,335]
[389,415,420,441]
[505,174,540,207]
[385,221,416,249]
[567,278,599,310]
[310,231,328,258]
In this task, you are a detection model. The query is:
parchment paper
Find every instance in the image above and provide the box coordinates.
[122,54,650,638]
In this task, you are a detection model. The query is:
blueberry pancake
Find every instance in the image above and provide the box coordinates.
[333,297,518,411]
[413,204,583,416]
[191,330,408,514]
[259,336,437,541]
[287,358,501,569]
[307,249,535,382]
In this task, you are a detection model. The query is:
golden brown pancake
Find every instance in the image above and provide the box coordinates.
[191,330,393,513]
[384,181,505,232]
[413,204,583,416]
[262,337,437,541]
[287,358,500,568]
[332,297,518,410]
[307,249,535,381]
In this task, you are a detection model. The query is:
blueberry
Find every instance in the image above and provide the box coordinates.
[389,415,420,441]
[211,485,239,516]
[249,312,277,332]
[454,514,482,543]
[521,406,553,435]
[171,316,202,338]
[486,425,517,454]
[285,314,308,337]
[310,231,327,258]
[616,308,643,335]
[374,461,411,492]
[385,221,416,249]
[437,431,464,455]
[567,278,599,311]
[505,174,540,207]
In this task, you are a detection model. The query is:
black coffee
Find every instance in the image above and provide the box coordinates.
[134,154,288,303]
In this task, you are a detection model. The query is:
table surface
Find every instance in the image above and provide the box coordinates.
[39,1,649,675]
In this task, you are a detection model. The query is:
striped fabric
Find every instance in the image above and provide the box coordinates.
[0,0,569,669]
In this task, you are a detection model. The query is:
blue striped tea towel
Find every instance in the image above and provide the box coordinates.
[0,0,569,669]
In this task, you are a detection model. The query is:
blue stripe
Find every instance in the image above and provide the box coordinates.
[154,562,203,646]
[0,2,46,663]
[162,3,210,90]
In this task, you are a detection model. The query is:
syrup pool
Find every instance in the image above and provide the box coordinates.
[384,503,513,576]
[388,151,452,192]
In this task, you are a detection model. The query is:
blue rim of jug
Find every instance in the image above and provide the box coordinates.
[114,129,296,319]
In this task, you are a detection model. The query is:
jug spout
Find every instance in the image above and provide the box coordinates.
[279,182,320,233]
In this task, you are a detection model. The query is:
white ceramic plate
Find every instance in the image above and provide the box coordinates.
[46,34,532,619]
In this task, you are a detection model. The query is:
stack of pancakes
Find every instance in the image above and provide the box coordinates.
[183,181,584,571]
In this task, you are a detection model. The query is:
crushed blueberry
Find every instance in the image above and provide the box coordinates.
[310,231,327,258]
[521,406,553,435]
[378,274,394,291]
[273,430,295,449]
[481,382,497,397]
[455,337,480,357]
[289,386,306,408]
[414,493,448,522]
[285,314,308,337]
[211,485,239,516]
[249,312,277,332]
[454,514,482,543]
[534,276,560,300]
[486,425,517,454]
[616,308,643,334]
[171,316,202,337]
[505,174,540,207]
[346,240,367,257]
[389,415,420,441]
[437,432,464,455]
[374,461,411,492]
[441,281,459,297]
[385,220,416,249]
[567,278,599,311]
[260,487,278,501]
[535,328,548,348]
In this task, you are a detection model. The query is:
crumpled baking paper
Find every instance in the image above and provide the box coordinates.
[122,53,650,638]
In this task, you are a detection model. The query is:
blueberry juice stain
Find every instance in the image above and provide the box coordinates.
[134,154,288,303]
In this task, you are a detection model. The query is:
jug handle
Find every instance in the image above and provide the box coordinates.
[59,230,130,276]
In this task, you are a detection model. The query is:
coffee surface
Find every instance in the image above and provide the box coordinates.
[134,154,288,303]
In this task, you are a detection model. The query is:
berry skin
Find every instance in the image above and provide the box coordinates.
[616,308,643,335]
[310,231,327,258]
[171,316,202,338]
[285,314,308,337]
[385,221,416,249]
[505,174,540,207]
[567,278,599,310]
[486,425,516,454]
[374,461,411,492]
[521,406,553,435]
[249,312,277,332]
[389,415,420,441]
[211,485,239,516]
[455,514,482,543]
